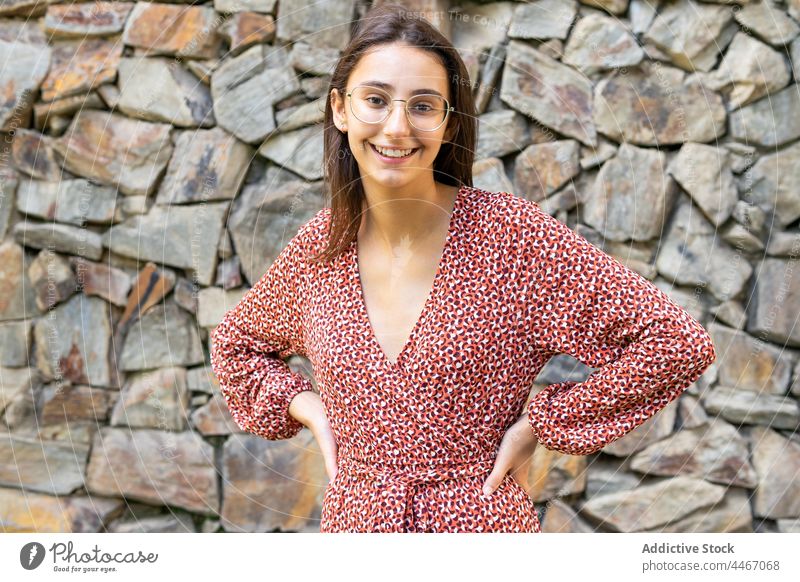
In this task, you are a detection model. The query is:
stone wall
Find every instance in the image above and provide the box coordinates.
[1,0,799,533]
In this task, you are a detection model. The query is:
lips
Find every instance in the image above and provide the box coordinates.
[369,143,419,158]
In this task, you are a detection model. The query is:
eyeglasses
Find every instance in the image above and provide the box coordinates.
[345,84,454,132]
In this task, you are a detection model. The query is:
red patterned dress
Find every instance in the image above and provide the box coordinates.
[210,185,716,533]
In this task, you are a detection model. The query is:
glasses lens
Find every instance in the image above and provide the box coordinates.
[349,86,449,131]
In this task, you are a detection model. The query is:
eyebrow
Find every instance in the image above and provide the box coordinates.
[356,80,445,98]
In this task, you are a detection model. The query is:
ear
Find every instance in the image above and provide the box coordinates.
[330,88,346,126]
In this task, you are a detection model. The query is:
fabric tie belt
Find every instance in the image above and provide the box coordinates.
[336,456,496,533]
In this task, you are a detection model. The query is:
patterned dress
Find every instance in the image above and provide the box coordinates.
[210,185,717,533]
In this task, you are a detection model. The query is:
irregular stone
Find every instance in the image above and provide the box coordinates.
[191,393,243,435]
[0,320,31,367]
[667,143,737,227]
[215,0,277,13]
[122,2,222,59]
[746,140,800,227]
[116,264,176,341]
[220,431,325,532]
[155,127,252,205]
[43,2,135,38]
[766,230,800,258]
[70,257,132,307]
[473,157,515,196]
[581,475,726,531]
[706,32,791,109]
[13,222,104,260]
[710,300,747,331]
[702,386,799,429]
[116,57,215,128]
[0,366,39,418]
[580,0,629,15]
[0,488,124,533]
[595,61,726,145]
[528,445,586,502]
[583,143,675,241]
[275,0,356,50]
[40,37,122,102]
[257,124,324,179]
[103,203,228,286]
[734,1,799,46]
[643,0,736,72]
[173,278,199,314]
[215,256,243,290]
[110,367,189,430]
[10,129,62,181]
[108,512,197,533]
[601,398,679,457]
[28,249,77,311]
[644,487,753,533]
[585,460,642,498]
[274,97,326,133]
[630,419,756,487]
[563,12,644,74]
[211,45,301,144]
[0,171,15,240]
[86,426,219,514]
[450,2,514,59]
[16,178,118,226]
[0,433,89,495]
[748,257,800,348]
[541,498,596,532]
[655,200,752,302]
[475,109,530,161]
[52,110,173,197]
[501,40,596,147]
[33,93,108,131]
[288,41,338,76]
[513,140,580,203]
[0,39,50,131]
[33,294,117,387]
[750,426,800,519]
[40,382,113,425]
[119,300,205,371]
[508,0,576,40]
[709,322,791,394]
[730,84,800,148]
[0,241,42,321]
[219,11,275,56]
[228,180,324,284]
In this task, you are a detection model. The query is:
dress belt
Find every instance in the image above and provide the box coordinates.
[336,456,496,533]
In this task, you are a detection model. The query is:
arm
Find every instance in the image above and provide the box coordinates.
[522,207,716,456]
[210,232,314,441]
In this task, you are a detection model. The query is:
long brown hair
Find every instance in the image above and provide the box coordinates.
[309,2,478,264]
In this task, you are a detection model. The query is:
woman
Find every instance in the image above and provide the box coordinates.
[210,3,716,533]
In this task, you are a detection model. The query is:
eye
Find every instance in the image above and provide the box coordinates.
[364,95,387,107]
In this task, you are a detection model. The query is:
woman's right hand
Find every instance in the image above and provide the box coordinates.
[288,390,338,481]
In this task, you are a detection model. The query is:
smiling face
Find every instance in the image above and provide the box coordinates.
[330,42,457,195]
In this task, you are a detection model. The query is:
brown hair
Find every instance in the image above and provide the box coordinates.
[309,2,478,264]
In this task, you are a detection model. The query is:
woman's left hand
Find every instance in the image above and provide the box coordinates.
[482,414,539,497]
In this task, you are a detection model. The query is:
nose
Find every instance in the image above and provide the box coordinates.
[383,100,413,136]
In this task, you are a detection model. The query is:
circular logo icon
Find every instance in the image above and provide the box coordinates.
[20,542,46,570]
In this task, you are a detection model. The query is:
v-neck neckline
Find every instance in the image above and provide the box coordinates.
[350,184,467,370]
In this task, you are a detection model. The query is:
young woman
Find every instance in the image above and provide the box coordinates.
[210,4,716,533]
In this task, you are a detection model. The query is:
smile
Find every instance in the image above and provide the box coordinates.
[370,143,419,159]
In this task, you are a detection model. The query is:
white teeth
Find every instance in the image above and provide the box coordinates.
[374,144,415,158]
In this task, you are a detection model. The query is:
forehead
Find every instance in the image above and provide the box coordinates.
[348,44,449,93]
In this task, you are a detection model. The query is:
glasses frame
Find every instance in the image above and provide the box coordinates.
[345,84,455,132]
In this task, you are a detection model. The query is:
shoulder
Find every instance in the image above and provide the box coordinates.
[285,207,332,261]
[466,186,597,263]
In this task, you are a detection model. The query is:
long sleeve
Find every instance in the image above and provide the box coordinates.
[522,206,717,456]
[210,232,314,441]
